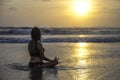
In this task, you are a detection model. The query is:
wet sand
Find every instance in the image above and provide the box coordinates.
[0,43,120,80]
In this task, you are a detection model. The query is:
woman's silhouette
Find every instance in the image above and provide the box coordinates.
[30,68,43,80]
[28,27,58,69]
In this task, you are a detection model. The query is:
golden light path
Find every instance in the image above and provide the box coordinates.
[76,43,89,66]
[72,42,91,80]
[70,0,92,16]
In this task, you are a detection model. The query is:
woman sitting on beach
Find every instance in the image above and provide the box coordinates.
[28,27,58,68]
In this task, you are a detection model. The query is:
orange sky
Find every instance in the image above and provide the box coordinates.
[0,0,120,28]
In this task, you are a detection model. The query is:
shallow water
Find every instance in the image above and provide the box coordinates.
[0,42,120,80]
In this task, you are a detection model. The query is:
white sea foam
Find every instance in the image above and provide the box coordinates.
[0,27,120,43]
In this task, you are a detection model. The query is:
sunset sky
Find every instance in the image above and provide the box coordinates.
[0,0,120,28]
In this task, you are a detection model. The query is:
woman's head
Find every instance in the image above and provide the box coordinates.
[31,27,41,41]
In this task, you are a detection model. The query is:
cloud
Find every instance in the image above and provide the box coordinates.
[0,0,11,3]
[91,8,120,17]
[42,0,51,2]
[0,0,10,5]
[9,7,17,11]
[31,0,51,2]
[98,7,120,14]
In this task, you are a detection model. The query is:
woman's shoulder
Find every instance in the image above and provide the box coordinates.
[37,40,41,43]
[37,41,43,48]
[37,40,42,45]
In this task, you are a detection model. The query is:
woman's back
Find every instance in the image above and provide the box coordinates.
[28,40,40,57]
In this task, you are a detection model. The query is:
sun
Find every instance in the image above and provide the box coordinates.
[70,0,92,16]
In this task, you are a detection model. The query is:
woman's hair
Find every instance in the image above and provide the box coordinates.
[31,27,41,41]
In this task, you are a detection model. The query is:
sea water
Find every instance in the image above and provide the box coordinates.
[0,28,120,80]
[0,28,120,43]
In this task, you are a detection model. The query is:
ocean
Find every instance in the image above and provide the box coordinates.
[0,27,120,43]
[0,27,120,80]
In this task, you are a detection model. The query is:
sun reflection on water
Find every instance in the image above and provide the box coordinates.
[75,43,89,59]
[78,43,88,47]
[71,42,91,80]
[70,42,91,68]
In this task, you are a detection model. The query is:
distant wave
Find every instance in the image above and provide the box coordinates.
[0,28,120,35]
[0,36,120,43]
[0,28,120,43]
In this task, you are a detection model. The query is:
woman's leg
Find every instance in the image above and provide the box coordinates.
[40,61,58,68]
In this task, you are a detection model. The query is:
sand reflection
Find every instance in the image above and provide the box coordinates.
[73,43,90,66]
[70,42,91,80]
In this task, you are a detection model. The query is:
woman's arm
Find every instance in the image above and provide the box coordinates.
[37,43,53,62]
